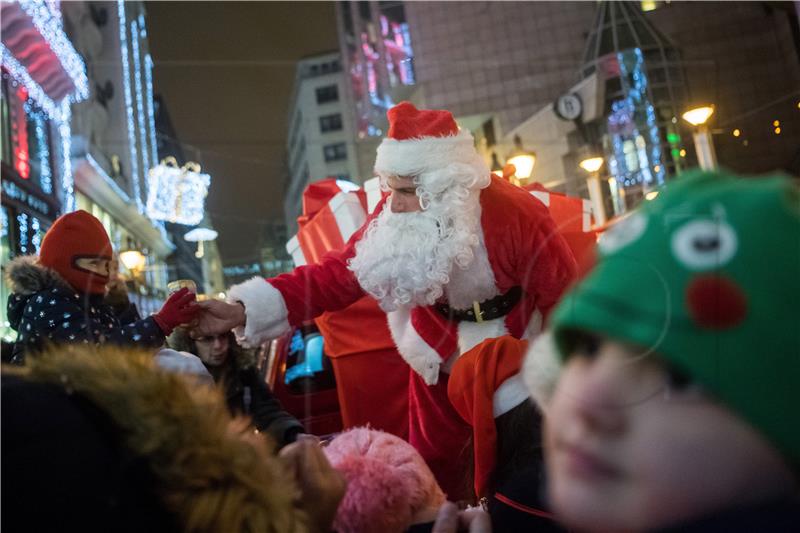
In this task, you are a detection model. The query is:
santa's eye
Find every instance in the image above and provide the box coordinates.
[671,219,737,270]
[598,212,648,254]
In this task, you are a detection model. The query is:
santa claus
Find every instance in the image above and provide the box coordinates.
[194,102,576,497]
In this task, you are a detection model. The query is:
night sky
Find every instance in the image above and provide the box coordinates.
[146,1,338,265]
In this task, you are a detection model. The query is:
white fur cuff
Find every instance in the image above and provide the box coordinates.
[522,331,562,414]
[227,277,291,348]
[493,374,529,418]
[386,309,443,385]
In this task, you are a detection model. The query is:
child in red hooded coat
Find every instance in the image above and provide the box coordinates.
[6,210,198,364]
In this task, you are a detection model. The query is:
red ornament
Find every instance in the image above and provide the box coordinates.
[685,274,748,330]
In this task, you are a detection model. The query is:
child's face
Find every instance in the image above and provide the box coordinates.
[545,336,795,532]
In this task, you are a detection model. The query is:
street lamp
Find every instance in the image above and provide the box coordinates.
[682,105,717,170]
[579,156,607,226]
[119,249,146,273]
[490,152,504,178]
[184,227,218,259]
[507,135,536,182]
[578,157,604,173]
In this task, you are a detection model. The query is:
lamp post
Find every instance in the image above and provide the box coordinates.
[118,247,147,310]
[184,227,218,259]
[682,105,717,170]
[579,156,607,227]
[185,227,219,295]
[507,135,536,184]
[119,249,146,274]
[490,152,504,178]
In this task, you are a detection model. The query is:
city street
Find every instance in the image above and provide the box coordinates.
[2,2,799,531]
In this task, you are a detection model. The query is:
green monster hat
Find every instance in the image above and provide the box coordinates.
[552,169,800,466]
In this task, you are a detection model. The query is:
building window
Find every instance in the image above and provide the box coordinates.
[323,143,347,162]
[1,70,54,196]
[1,74,11,164]
[319,113,343,133]
[316,84,339,104]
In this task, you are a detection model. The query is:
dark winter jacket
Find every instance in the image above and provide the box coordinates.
[5,256,165,364]
[487,465,564,532]
[224,366,304,446]
[168,329,304,447]
[652,499,800,533]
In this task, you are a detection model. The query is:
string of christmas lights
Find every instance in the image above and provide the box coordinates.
[17,0,89,101]
[131,20,150,177]
[0,44,68,121]
[28,103,53,194]
[59,100,75,212]
[117,0,143,213]
[145,54,159,167]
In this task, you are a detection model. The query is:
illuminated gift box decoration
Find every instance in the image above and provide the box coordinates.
[146,158,211,226]
[286,179,367,266]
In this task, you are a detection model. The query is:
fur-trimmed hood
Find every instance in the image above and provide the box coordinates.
[4,255,74,296]
[4,345,309,532]
[5,255,77,332]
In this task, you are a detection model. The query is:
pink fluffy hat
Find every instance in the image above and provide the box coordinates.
[323,427,446,533]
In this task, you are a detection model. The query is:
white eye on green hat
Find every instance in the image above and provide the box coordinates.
[551,169,800,467]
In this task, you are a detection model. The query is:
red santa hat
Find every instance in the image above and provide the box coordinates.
[374,102,490,191]
[447,336,531,498]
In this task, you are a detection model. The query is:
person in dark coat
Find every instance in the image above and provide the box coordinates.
[1,345,318,533]
[5,210,198,364]
[168,327,304,447]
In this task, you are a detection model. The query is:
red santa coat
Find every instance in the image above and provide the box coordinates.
[229,175,577,385]
[229,175,575,498]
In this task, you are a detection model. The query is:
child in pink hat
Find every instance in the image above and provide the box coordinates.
[323,427,446,532]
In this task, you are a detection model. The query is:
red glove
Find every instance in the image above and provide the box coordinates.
[153,288,200,335]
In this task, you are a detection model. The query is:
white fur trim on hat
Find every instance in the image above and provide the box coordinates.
[227,276,291,349]
[386,307,444,385]
[374,129,489,187]
[493,374,530,418]
[522,331,562,414]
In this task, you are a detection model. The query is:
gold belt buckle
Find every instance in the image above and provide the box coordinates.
[472,301,484,323]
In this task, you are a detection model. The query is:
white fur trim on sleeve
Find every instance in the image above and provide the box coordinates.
[386,308,443,385]
[522,331,562,414]
[227,277,291,348]
[493,374,529,417]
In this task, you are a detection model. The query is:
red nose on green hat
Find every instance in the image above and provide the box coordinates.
[551,169,800,467]
[39,210,113,295]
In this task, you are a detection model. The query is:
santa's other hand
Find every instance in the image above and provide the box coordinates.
[190,299,245,338]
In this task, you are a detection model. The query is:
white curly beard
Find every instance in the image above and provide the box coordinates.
[348,187,482,312]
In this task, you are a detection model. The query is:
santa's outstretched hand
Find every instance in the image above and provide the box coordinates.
[190,299,245,339]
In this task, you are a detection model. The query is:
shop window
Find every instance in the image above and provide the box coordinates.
[24,101,53,195]
[319,113,343,133]
[1,71,53,195]
[1,73,12,165]
[323,143,347,162]
[1,206,13,343]
[316,85,339,104]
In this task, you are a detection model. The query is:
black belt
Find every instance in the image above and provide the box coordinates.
[434,286,522,322]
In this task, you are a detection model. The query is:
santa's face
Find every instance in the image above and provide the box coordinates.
[348,173,481,311]
[387,175,423,213]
